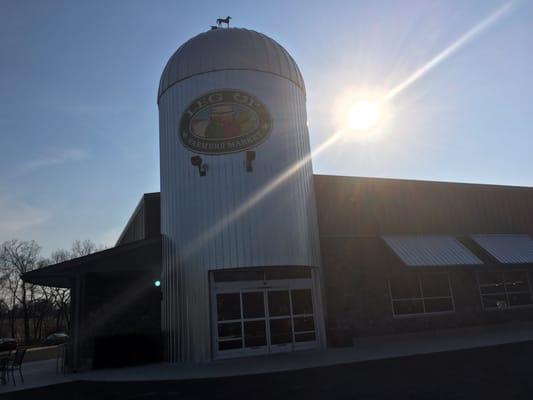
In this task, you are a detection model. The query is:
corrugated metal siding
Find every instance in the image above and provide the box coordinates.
[116,203,145,245]
[471,234,533,263]
[116,193,161,246]
[383,235,482,266]
[158,28,305,99]
[159,70,321,362]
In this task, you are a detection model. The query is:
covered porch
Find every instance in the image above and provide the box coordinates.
[22,237,162,371]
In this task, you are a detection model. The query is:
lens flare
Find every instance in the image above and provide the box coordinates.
[385,1,514,101]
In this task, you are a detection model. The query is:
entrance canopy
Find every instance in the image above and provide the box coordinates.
[23,236,162,288]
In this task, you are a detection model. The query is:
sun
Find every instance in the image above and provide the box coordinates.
[348,100,382,131]
[331,91,391,140]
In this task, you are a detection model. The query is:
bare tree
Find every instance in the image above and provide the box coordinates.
[0,239,42,343]
[0,270,19,337]
[53,286,71,332]
[39,240,100,334]
[46,249,73,332]
[0,298,9,337]
[0,239,101,342]
[50,249,71,264]
[71,240,99,257]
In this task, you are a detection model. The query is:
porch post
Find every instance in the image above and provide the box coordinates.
[71,273,82,371]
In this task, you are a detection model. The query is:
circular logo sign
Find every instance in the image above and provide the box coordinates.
[179,90,272,155]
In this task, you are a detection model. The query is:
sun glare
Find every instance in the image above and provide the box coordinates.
[332,90,390,140]
[348,100,382,131]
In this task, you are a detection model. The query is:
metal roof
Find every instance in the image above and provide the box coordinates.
[158,28,305,99]
[383,235,483,266]
[471,234,533,263]
[22,237,162,288]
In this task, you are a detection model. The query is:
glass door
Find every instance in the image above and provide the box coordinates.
[215,289,269,356]
[213,279,318,358]
[267,289,294,352]
[216,292,243,352]
[241,290,268,354]
[290,288,317,348]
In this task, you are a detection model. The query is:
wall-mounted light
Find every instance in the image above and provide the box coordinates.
[245,151,255,172]
[191,156,208,176]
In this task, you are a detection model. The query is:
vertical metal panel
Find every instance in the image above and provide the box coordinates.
[159,70,321,362]
[116,202,145,245]
[116,193,160,246]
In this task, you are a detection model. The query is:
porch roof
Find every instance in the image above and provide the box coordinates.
[22,236,162,288]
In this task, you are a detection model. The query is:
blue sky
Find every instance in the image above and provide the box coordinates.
[1,0,532,255]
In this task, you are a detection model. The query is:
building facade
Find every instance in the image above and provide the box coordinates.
[23,28,533,370]
[316,175,533,341]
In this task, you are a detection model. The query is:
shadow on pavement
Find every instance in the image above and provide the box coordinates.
[4,340,533,400]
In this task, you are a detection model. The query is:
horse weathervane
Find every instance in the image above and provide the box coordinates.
[216,16,232,28]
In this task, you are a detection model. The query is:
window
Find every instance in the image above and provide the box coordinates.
[388,272,454,317]
[477,270,533,310]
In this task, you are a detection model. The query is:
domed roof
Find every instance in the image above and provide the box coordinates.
[158,28,305,100]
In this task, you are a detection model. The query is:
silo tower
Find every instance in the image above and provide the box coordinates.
[158,27,325,362]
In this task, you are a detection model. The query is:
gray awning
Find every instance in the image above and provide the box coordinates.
[383,235,483,266]
[471,234,533,264]
[22,236,162,288]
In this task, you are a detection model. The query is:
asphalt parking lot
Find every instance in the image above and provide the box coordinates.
[5,340,533,400]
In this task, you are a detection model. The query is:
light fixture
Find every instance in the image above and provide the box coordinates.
[245,151,255,172]
[191,156,208,176]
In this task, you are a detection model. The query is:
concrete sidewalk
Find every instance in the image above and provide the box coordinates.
[4,321,533,393]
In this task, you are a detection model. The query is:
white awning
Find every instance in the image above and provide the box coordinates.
[383,235,483,266]
[471,234,533,264]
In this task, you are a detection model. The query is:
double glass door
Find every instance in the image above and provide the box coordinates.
[214,284,317,358]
